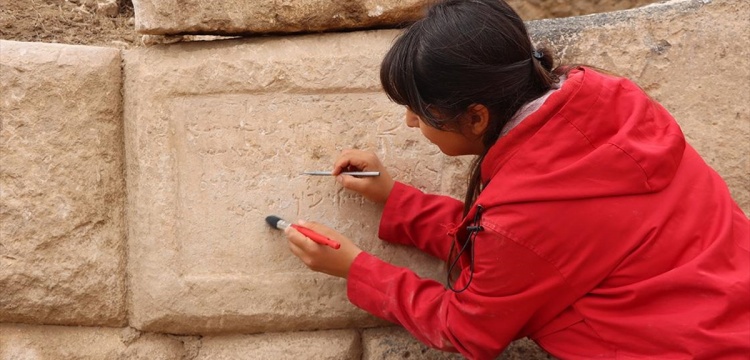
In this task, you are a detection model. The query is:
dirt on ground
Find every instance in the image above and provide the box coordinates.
[0,0,138,49]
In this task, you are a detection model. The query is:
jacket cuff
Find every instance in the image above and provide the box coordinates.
[346,251,394,320]
[378,181,412,245]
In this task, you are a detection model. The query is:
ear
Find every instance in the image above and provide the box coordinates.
[464,104,490,137]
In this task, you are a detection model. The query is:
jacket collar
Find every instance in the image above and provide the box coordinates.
[480,68,588,185]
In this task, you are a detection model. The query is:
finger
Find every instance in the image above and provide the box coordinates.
[287,237,306,259]
[287,238,321,271]
[333,157,360,175]
[333,150,356,174]
[333,150,373,175]
[285,226,319,251]
[336,174,372,193]
[296,220,340,239]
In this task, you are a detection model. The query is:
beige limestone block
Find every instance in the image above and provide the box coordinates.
[0,324,184,360]
[528,0,750,214]
[131,0,663,36]
[195,329,360,359]
[0,41,127,326]
[362,327,552,360]
[123,30,463,335]
[362,327,463,360]
[132,0,428,36]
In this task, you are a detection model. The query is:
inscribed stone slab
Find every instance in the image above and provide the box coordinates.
[123,30,461,334]
[0,40,127,326]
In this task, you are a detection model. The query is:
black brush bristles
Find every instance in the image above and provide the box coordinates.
[265,215,283,229]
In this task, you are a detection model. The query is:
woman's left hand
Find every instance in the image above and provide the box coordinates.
[285,220,363,278]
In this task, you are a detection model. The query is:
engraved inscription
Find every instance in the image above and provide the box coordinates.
[168,93,445,277]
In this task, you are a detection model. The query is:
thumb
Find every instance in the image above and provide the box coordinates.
[336,175,369,193]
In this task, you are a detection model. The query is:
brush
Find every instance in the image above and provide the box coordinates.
[265,215,341,250]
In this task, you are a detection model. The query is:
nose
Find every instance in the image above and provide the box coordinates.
[405,109,420,128]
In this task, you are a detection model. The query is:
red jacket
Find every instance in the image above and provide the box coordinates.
[346,68,750,359]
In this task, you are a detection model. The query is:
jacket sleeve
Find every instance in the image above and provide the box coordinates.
[378,181,465,261]
[347,227,569,360]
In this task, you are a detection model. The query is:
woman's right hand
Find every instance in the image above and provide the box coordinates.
[333,149,395,204]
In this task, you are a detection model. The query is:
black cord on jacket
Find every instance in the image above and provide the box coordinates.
[447,205,484,293]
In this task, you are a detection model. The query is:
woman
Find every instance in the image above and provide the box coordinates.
[283,0,750,358]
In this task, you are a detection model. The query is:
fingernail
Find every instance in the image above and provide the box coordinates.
[336,175,343,183]
[298,219,307,225]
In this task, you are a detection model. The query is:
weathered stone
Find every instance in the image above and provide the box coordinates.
[0,324,184,360]
[528,0,750,214]
[124,30,456,335]
[0,41,127,326]
[498,338,556,360]
[196,330,360,359]
[362,327,463,360]
[512,0,658,20]
[97,0,120,18]
[131,0,660,36]
[132,0,427,36]
[362,327,553,360]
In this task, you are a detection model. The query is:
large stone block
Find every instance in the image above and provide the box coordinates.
[0,41,127,326]
[528,0,750,214]
[131,0,661,36]
[132,0,427,35]
[0,324,184,360]
[362,327,552,360]
[123,30,458,334]
[362,327,463,360]
[195,330,360,359]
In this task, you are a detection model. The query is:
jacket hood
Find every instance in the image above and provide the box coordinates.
[479,67,686,205]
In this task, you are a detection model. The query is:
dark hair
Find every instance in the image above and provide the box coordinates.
[380,0,559,215]
[380,0,560,288]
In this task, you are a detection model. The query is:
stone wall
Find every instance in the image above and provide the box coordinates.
[1,0,748,359]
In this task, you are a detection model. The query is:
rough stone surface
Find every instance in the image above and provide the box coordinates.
[0,40,127,326]
[362,327,463,360]
[124,30,456,335]
[0,324,184,360]
[132,0,427,35]
[529,0,750,214]
[132,0,660,36]
[362,327,553,360]
[196,330,360,359]
[512,0,658,20]
[97,0,121,18]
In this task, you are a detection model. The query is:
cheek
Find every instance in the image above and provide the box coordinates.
[418,125,437,144]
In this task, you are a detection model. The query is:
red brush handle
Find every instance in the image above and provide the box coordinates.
[290,224,341,250]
